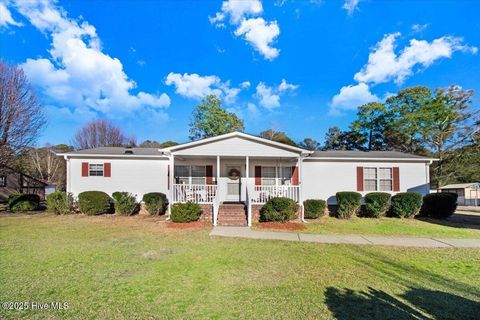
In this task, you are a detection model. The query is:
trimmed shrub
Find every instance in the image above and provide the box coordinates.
[142,192,168,215]
[260,197,299,222]
[421,193,458,219]
[7,193,40,211]
[78,191,112,215]
[170,202,202,223]
[390,192,422,218]
[112,192,138,215]
[364,192,391,218]
[46,191,74,214]
[335,192,362,219]
[303,199,326,219]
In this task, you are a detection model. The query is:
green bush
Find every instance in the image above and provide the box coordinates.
[46,191,74,214]
[170,202,202,223]
[303,199,326,219]
[78,191,112,215]
[364,192,391,218]
[421,193,458,219]
[335,192,362,219]
[7,193,40,211]
[260,197,299,222]
[142,192,168,215]
[112,192,138,215]
[390,192,422,218]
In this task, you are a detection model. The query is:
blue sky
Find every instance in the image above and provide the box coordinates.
[1,0,479,146]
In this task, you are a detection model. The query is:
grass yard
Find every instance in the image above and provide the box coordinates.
[1,213,479,319]
[295,215,480,239]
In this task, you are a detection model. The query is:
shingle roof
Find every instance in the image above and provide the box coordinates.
[64,147,166,156]
[309,150,430,159]
[440,183,480,189]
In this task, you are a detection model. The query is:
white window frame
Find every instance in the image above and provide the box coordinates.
[89,164,104,177]
[261,166,292,186]
[174,165,206,185]
[364,167,393,191]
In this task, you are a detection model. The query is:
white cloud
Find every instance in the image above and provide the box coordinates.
[329,83,379,115]
[14,0,170,114]
[240,81,251,89]
[247,102,261,119]
[234,18,280,60]
[165,72,247,104]
[0,2,23,27]
[354,33,478,85]
[254,79,298,110]
[342,0,361,16]
[411,23,429,33]
[211,0,280,61]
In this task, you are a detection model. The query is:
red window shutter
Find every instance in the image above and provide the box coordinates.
[393,167,400,191]
[104,163,111,177]
[255,166,262,185]
[206,165,213,184]
[291,166,299,185]
[167,165,170,190]
[356,167,364,191]
[82,162,89,177]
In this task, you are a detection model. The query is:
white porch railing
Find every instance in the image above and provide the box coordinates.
[172,184,217,204]
[251,185,300,204]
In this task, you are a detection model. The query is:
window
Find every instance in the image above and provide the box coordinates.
[0,176,5,187]
[364,168,377,191]
[261,167,276,186]
[89,164,104,176]
[379,168,393,191]
[279,167,292,185]
[174,165,206,185]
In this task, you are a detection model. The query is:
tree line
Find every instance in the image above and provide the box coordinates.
[1,60,478,190]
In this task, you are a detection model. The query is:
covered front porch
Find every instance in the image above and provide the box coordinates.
[168,155,302,226]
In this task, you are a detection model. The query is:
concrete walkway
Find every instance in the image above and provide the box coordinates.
[209,227,480,248]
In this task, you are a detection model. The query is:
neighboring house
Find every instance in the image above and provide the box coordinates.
[59,132,435,226]
[0,166,47,202]
[439,183,480,206]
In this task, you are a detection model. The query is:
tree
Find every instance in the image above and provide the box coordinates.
[322,127,364,150]
[299,138,320,150]
[259,129,297,147]
[350,102,388,151]
[189,95,244,140]
[0,60,45,167]
[72,119,136,150]
[139,140,179,148]
[29,144,73,188]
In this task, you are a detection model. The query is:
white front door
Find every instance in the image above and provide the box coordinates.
[225,165,242,202]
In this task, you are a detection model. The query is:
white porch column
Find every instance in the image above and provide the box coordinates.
[168,155,174,215]
[246,156,251,226]
[216,156,220,183]
[298,156,305,222]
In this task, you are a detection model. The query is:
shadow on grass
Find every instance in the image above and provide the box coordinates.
[325,286,480,320]
[415,213,480,230]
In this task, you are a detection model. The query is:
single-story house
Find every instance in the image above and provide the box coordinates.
[438,182,480,206]
[0,166,47,202]
[59,132,435,226]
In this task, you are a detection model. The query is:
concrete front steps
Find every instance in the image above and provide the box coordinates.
[218,203,247,226]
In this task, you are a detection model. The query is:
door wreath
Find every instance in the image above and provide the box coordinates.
[228,168,241,180]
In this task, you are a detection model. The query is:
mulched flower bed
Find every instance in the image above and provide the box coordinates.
[166,221,207,229]
[257,222,306,231]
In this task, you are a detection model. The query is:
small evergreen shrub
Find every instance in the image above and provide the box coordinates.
[390,192,422,218]
[260,197,299,222]
[170,202,202,223]
[78,191,112,215]
[112,192,138,215]
[364,192,391,218]
[7,193,40,211]
[46,191,74,214]
[142,192,168,215]
[335,192,362,219]
[303,199,326,219]
[421,193,458,219]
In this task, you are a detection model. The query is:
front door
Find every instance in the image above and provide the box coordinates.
[225,165,242,202]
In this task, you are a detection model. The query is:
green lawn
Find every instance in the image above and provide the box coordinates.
[1,214,479,319]
[297,215,480,238]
